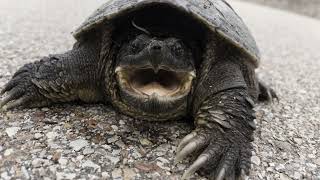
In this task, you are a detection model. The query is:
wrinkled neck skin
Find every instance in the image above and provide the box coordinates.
[105,33,197,121]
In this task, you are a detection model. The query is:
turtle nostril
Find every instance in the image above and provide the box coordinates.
[151,45,162,51]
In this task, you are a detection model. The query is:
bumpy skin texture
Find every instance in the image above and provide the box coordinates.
[0,37,103,110]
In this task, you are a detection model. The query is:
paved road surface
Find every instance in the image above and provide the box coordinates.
[0,0,319,179]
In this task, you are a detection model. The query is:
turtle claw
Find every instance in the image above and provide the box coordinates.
[0,65,40,111]
[181,155,209,180]
[175,130,210,164]
[258,81,278,103]
[0,89,24,109]
[176,128,252,180]
[176,131,198,152]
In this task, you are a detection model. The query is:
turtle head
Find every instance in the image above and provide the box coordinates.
[114,34,196,120]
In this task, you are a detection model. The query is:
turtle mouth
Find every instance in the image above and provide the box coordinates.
[115,66,195,100]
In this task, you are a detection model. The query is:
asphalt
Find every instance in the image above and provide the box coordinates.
[0,0,319,179]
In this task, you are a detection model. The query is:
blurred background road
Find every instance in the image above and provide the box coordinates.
[0,0,319,179]
[239,0,320,19]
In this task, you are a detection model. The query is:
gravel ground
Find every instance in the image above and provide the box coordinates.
[237,0,320,19]
[0,0,320,179]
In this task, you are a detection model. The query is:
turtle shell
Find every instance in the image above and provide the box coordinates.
[73,0,260,67]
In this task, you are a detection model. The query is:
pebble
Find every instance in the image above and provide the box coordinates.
[156,157,170,164]
[56,172,76,180]
[111,168,122,180]
[4,149,14,156]
[275,141,292,151]
[58,158,68,166]
[101,172,110,179]
[41,108,49,111]
[105,154,120,164]
[107,136,119,143]
[32,158,43,168]
[111,125,119,131]
[139,138,152,146]
[251,156,261,166]
[275,164,286,171]
[34,133,43,139]
[81,160,101,172]
[5,127,21,138]
[293,172,302,179]
[76,155,84,161]
[70,139,89,151]
[21,166,30,179]
[123,168,136,180]
[83,148,94,155]
[46,131,58,140]
[1,171,10,180]
[293,138,303,145]
[279,173,291,180]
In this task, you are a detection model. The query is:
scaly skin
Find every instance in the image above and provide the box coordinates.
[0,37,104,110]
[176,88,255,179]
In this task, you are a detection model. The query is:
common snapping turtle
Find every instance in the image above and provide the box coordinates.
[0,0,277,179]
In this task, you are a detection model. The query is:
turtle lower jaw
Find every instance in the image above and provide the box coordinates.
[115,66,195,102]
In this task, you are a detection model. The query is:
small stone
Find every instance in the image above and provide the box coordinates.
[52,151,61,163]
[41,107,49,111]
[275,164,285,171]
[156,157,169,164]
[111,125,118,131]
[102,145,112,151]
[106,154,120,164]
[34,133,43,139]
[293,138,303,145]
[83,148,94,155]
[101,172,110,179]
[32,158,43,168]
[111,168,122,179]
[107,136,119,143]
[58,158,68,166]
[4,149,14,156]
[135,162,159,172]
[139,138,152,146]
[251,156,261,166]
[21,166,30,179]
[314,158,320,166]
[76,155,84,161]
[6,127,21,138]
[46,131,58,140]
[115,140,125,148]
[275,141,292,151]
[82,160,101,172]
[279,173,290,180]
[123,168,136,180]
[1,171,10,180]
[293,172,301,179]
[63,122,72,129]
[70,139,88,151]
[56,172,76,180]
[156,161,170,171]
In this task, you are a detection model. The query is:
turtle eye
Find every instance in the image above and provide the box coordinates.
[131,41,144,53]
[131,43,140,53]
[130,35,149,54]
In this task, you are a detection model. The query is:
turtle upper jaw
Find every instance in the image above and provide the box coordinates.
[115,66,195,101]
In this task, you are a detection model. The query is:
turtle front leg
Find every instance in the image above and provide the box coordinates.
[176,88,255,179]
[0,40,104,110]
